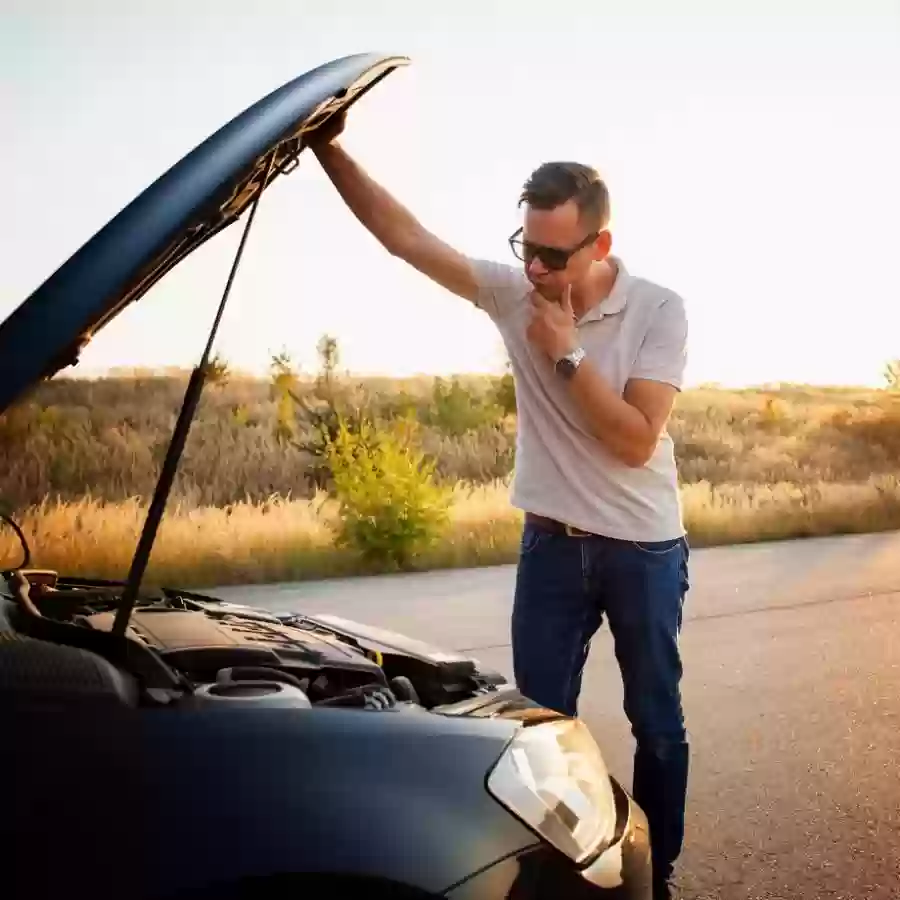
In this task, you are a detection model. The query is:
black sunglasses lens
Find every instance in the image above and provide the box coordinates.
[516,243,566,270]
[541,250,568,270]
[509,231,578,270]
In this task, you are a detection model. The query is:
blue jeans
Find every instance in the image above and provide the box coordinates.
[511,519,690,887]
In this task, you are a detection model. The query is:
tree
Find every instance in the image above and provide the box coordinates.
[315,333,340,402]
[269,349,300,444]
[203,352,231,387]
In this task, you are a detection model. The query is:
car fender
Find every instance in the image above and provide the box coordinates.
[134,706,541,898]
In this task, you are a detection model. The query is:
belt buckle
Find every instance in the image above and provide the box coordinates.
[564,523,590,537]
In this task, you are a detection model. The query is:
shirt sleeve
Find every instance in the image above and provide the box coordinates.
[630,291,689,389]
[465,257,529,322]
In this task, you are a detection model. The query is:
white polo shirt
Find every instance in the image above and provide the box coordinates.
[467,255,687,542]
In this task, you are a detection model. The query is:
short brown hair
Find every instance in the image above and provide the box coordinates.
[519,161,610,230]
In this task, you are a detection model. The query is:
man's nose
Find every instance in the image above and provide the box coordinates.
[526,255,548,277]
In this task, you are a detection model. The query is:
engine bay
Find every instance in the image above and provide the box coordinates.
[0,568,507,713]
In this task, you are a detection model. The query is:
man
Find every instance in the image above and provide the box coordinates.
[309,111,690,900]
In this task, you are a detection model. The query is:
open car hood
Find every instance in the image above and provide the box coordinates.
[0,51,408,415]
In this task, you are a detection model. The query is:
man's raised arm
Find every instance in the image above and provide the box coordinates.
[311,120,480,304]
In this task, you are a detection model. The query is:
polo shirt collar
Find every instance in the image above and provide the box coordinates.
[578,255,629,324]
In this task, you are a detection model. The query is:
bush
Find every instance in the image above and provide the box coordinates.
[323,415,451,571]
[491,371,517,416]
[423,376,504,436]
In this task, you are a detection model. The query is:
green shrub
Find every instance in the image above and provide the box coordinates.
[324,415,450,570]
[491,371,517,416]
[423,376,504,436]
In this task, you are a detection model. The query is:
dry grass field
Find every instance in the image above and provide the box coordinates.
[0,370,898,587]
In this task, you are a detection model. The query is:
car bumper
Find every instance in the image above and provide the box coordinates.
[446,778,653,899]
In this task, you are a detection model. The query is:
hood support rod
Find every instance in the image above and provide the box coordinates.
[112,149,280,637]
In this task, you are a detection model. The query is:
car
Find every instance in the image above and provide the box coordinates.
[0,52,653,899]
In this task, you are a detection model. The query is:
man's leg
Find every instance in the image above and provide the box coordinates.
[510,523,604,718]
[602,536,690,898]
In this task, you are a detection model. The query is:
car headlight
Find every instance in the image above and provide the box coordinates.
[486,718,618,864]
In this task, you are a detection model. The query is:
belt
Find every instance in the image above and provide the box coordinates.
[524,512,594,537]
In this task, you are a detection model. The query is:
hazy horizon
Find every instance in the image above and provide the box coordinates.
[5,0,899,388]
[45,363,895,393]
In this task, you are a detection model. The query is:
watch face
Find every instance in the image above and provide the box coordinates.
[555,348,584,379]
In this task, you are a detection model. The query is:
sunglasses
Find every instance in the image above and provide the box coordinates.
[508,227,599,271]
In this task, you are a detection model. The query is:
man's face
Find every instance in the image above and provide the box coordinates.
[512,199,611,302]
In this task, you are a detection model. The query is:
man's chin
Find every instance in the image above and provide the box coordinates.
[529,281,559,302]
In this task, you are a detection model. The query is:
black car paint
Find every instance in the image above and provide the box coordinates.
[154,708,534,896]
[2,668,651,900]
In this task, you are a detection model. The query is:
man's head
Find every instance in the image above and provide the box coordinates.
[510,161,612,300]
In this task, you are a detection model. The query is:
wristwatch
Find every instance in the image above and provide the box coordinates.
[555,346,586,380]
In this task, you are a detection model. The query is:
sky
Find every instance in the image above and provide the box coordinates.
[4,0,899,387]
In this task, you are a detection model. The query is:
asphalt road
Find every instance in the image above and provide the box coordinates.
[213,530,900,899]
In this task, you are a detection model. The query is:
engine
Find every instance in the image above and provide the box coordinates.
[0,570,507,713]
[81,606,391,700]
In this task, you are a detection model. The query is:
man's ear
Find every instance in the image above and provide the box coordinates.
[593,230,612,261]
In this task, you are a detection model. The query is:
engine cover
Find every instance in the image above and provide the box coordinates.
[82,608,387,695]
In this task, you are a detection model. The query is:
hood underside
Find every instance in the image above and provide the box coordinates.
[0,51,408,415]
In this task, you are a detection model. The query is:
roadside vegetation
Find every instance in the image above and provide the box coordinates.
[1,338,898,587]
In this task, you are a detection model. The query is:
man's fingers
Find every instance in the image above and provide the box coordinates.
[310,109,346,146]
[562,284,574,316]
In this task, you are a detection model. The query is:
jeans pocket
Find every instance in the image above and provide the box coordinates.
[520,524,550,555]
[628,536,684,557]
